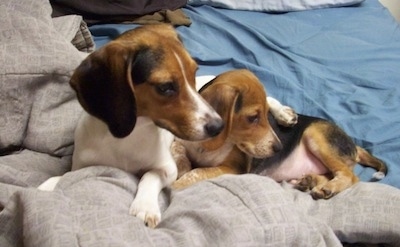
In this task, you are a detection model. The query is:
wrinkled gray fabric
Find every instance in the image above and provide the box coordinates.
[0,0,87,156]
[2,168,400,247]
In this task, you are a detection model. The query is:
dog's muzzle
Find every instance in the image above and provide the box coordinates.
[204,118,224,137]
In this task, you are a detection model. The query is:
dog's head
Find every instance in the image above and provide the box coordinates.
[199,69,282,158]
[70,24,223,140]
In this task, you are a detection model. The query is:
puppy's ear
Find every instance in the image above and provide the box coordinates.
[200,83,240,150]
[70,42,138,138]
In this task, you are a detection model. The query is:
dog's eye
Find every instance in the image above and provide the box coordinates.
[247,114,259,124]
[156,82,177,96]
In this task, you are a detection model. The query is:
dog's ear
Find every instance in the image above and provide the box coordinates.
[200,83,240,150]
[70,42,142,138]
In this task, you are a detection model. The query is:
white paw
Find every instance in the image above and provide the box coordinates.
[276,106,298,127]
[129,199,161,228]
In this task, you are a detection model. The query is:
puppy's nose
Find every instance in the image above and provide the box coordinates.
[273,142,282,153]
[205,119,224,137]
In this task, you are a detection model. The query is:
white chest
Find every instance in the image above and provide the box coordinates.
[72,114,174,173]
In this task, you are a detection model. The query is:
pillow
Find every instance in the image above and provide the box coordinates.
[0,0,88,156]
[187,0,365,12]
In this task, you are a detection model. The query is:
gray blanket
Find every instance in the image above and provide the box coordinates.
[1,0,400,246]
[2,167,400,246]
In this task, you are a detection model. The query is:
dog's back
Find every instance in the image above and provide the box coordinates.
[252,112,387,198]
[251,114,356,179]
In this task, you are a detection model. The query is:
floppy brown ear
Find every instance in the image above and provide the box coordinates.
[200,83,241,150]
[70,42,137,138]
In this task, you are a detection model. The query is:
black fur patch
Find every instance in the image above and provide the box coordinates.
[326,124,356,157]
[131,46,164,85]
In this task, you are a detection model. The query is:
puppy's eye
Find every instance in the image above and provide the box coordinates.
[247,114,259,124]
[156,82,177,96]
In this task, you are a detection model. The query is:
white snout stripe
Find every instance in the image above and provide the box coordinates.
[173,52,220,121]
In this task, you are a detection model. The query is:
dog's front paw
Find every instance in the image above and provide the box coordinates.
[293,175,315,192]
[276,106,298,127]
[129,199,161,228]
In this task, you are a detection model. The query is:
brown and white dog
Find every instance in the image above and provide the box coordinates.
[38,24,223,228]
[172,69,387,199]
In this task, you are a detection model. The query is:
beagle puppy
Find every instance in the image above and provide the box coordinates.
[172,69,387,199]
[38,24,223,228]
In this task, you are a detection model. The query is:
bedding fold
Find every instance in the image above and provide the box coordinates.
[2,172,400,246]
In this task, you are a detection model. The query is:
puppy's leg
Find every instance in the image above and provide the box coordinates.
[129,152,177,228]
[173,147,248,189]
[172,165,239,190]
[300,123,359,199]
[267,97,298,127]
[171,140,192,179]
[295,174,331,199]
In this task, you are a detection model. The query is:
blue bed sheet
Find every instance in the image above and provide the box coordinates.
[89,0,400,188]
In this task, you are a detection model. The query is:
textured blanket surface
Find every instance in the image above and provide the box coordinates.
[0,0,87,156]
[2,168,400,246]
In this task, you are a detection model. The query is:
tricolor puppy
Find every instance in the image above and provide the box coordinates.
[172,69,387,199]
[172,70,297,186]
[38,24,223,228]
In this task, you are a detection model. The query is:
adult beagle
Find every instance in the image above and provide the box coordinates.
[172,69,386,199]
[38,24,223,228]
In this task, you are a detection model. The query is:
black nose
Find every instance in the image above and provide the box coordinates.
[273,142,282,153]
[205,119,224,137]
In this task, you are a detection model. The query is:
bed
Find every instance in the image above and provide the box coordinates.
[1,0,400,246]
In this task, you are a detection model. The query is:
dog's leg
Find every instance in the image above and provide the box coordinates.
[130,171,164,228]
[310,170,358,199]
[171,140,192,179]
[299,123,359,199]
[267,97,298,127]
[295,174,330,196]
[172,165,239,190]
[129,152,177,228]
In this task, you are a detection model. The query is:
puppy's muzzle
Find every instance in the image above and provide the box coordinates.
[205,118,224,137]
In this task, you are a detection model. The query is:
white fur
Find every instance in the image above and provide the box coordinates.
[373,171,385,180]
[267,96,298,126]
[259,141,328,181]
[174,57,221,139]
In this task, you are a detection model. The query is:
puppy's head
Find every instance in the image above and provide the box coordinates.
[199,69,281,158]
[70,24,223,140]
